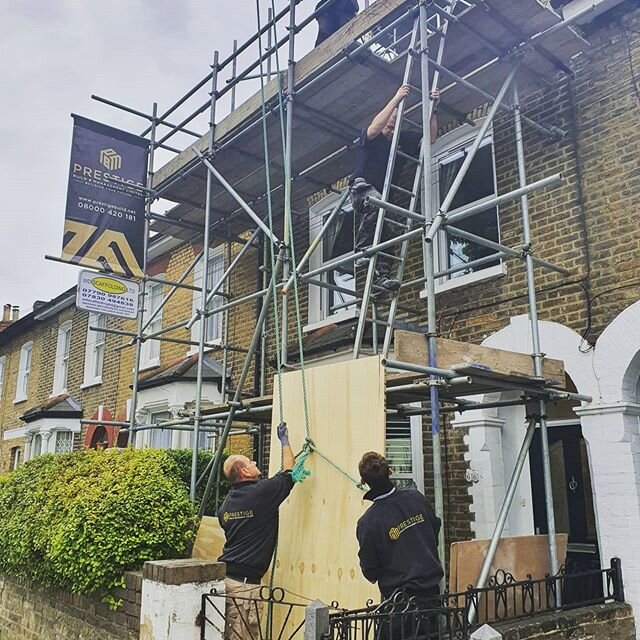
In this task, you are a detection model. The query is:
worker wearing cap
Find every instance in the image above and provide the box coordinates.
[218,423,295,639]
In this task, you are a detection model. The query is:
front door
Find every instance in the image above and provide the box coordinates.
[529,423,601,600]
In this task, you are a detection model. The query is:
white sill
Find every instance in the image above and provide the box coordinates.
[49,389,67,399]
[303,308,358,333]
[138,358,161,372]
[13,396,27,405]
[187,339,223,356]
[81,378,103,390]
[420,263,506,298]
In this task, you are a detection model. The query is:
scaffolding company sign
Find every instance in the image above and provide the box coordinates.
[61,115,149,278]
[77,270,139,319]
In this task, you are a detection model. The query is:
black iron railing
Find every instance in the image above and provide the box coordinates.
[199,559,624,640]
[328,558,624,640]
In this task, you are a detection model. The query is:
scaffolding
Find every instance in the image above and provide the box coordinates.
[65,0,598,606]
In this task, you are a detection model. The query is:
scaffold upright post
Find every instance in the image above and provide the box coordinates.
[419,0,445,570]
[190,50,219,503]
[513,81,559,578]
[129,101,158,449]
[280,0,297,368]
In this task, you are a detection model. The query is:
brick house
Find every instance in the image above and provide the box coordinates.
[0,290,124,470]
[0,0,639,626]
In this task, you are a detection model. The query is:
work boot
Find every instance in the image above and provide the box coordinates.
[373,271,400,292]
[354,255,370,268]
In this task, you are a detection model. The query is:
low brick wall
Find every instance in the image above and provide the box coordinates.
[497,603,636,640]
[0,571,141,640]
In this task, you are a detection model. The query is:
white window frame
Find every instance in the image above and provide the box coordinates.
[0,356,6,400]
[190,249,225,351]
[421,120,506,299]
[52,321,72,396]
[82,312,106,388]
[31,433,42,458]
[141,279,165,369]
[10,446,21,470]
[14,341,33,403]
[305,190,358,332]
[386,412,425,493]
[54,430,74,454]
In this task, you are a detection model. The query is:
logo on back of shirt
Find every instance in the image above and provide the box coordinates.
[388,513,425,540]
[223,510,255,522]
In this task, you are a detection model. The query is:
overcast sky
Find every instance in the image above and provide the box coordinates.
[0,0,319,316]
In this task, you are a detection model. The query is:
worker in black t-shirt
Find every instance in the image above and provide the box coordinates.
[218,423,295,640]
[356,451,443,618]
[315,0,359,46]
[349,85,439,291]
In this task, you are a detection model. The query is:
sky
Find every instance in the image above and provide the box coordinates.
[0,0,318,317]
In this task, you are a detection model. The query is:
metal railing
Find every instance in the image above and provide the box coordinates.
[198,559,624,640]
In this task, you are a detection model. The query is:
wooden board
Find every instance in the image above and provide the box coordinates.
[269,356,386,626]
[192,516,226,561]
[448,534,568,623]
[394,331,565,386]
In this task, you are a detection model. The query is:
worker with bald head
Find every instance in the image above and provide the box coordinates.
[218,423,295,639]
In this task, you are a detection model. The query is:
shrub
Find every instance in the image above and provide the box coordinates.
[165,448,229,516]
[0,448,196,604]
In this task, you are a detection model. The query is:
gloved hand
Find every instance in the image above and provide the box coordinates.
[277,422,289,446]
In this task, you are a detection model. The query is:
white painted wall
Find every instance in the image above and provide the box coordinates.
[140,578,225,640]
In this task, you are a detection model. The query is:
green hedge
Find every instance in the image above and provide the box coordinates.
[0,448,197,605]
[165,448,229,517]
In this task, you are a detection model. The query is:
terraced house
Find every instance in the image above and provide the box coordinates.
[1,0,640,634]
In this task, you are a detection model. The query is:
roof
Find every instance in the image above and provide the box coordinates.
[0,287,76,347]
[137,352,229,390]
[21,394,83,423]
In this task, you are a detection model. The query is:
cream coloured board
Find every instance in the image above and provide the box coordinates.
[268,355,386,614]
[192,516,226,561]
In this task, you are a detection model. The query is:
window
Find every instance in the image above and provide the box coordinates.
[0,356,5,399]
[15,342,33,402]
[83,313,106,386]
[52,321,72,395]
[149,410,173,449]
[307,192,357,327]
[386,415,424,492]
[191,249,225,347]
[54,431,74,454]
[31,433,42,458]
[427,124,502,292]
[141,281,164,367]
[10,447,21,470]
[190,426,211,451]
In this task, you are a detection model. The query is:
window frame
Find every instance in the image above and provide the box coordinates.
[10,446,21,470]
[190,248,225,351]
[306,190,358,332]
[14,341,33,403]
[52,321,72,396]
[54,430,74,455]
[82,312,106,388]
[141,279,165,369]
[0,355,6,400]
[421,120,506,298]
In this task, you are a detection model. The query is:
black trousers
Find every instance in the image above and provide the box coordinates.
[349,179,396,276]
[378,587,441,640]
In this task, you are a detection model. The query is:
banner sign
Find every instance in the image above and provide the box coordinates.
[76,270,140,319]
[62,115,149,278]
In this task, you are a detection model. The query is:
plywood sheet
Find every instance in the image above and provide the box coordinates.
[269,356,386,622]
[449,534,568,623]
[192,516,226,561]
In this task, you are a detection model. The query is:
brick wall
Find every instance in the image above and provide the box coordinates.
[497,603,636,640]
[0,571,140,640]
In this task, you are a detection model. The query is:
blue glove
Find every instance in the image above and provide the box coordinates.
[277,422,289,446]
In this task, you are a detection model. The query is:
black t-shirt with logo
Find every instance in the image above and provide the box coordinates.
[350,128,422,193]
[217,471,294,581]
[356,485,443,598]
